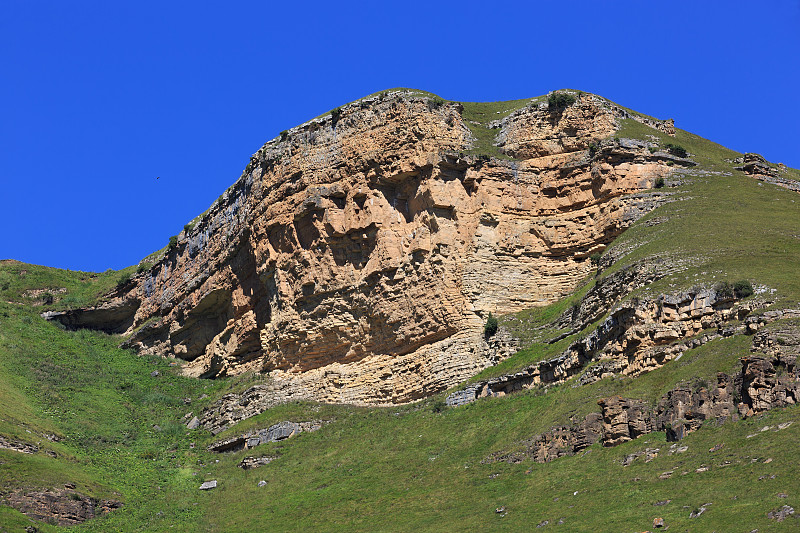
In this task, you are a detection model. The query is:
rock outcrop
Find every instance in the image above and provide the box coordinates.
[735,152,800,193]
[484,325,800,464]
[48,90,681,406]
[3,487,122,526]
[447,286,773,406]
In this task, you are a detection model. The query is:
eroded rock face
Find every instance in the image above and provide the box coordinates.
[3,488,122,526]
[52,91,677,406]
[485,337,800,464]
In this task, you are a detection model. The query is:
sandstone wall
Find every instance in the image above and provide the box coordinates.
[51,91,678,405]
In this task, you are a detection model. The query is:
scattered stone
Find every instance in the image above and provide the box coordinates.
[659,471,673,480]
[536,519,549,527]
[239,456,277,470]
[63,482,76,490]
[495,506,506,514]
[668,444,688,454]
[708,443,724,452]
[777,421,793,430]
[653,499,672,506]
[150,370,160,377]
[152,425,161,432]
[186,417,200,430]
[690,503,712,518]
[767,505,794,522]
[777,493,788,499]
[183,397,192,404]
[257,480,267,487]
[653,516,665,528]
[764,457,773,464]
[199,480,217,490]
[696,466,709,473]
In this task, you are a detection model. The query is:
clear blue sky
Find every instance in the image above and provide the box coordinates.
[3,1,799,272]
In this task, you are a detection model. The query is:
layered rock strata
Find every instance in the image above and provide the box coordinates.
[207,420,323,449]
[447,288,780,406]
[485,328,799,464]
[48,90,679,406]
[3,488,122,526]
[735,152,800,193]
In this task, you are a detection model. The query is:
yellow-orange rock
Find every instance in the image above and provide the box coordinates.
[64,91,678,405]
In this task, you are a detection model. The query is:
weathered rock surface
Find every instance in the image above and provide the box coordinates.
[208,420,323,447]
[447,289,791,406]
[735,152,800,193]
[47,90,680,407]
[3,488,122,526]
[484,325,800,464]
[0,435,39,454]
[239,455,277,470]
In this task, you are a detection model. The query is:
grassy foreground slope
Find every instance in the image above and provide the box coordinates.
[1,277,798,531]
[2,94,800,531]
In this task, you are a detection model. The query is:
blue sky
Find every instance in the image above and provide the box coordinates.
[2,1,799,272]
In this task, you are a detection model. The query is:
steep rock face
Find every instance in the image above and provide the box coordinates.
[53,91,677,405]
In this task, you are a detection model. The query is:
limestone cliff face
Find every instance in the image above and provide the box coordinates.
[54,90,678,405]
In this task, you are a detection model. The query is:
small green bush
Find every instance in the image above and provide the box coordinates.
[648,146,658,154]
[548,92,576,110]
[717,280,754,299]
[429,96,445,109]
[116,273,131,289]
[733,280,754,299]
[589,252,602,266]
[280,130,288,141]
[588,143,598,156]
[655,177,665,189]
[716,281,734,299]
[484,312,499,337]
[664,143,688,158]
[167,235,178,251]
[331,107,343,125]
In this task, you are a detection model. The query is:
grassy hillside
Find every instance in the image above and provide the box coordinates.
[2,94,800,531]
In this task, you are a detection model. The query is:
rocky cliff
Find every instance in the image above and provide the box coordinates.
[49,90,682,405]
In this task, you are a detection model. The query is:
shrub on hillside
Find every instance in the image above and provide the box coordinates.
[117,273,131,289]
[484,312,498,337]
[716,280,754,299]
[664,143,688,158]
[548,92,576,110]
[733,280,754,298]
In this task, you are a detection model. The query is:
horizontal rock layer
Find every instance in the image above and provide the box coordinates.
[447,289,795,406]
[485,326,799,464]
